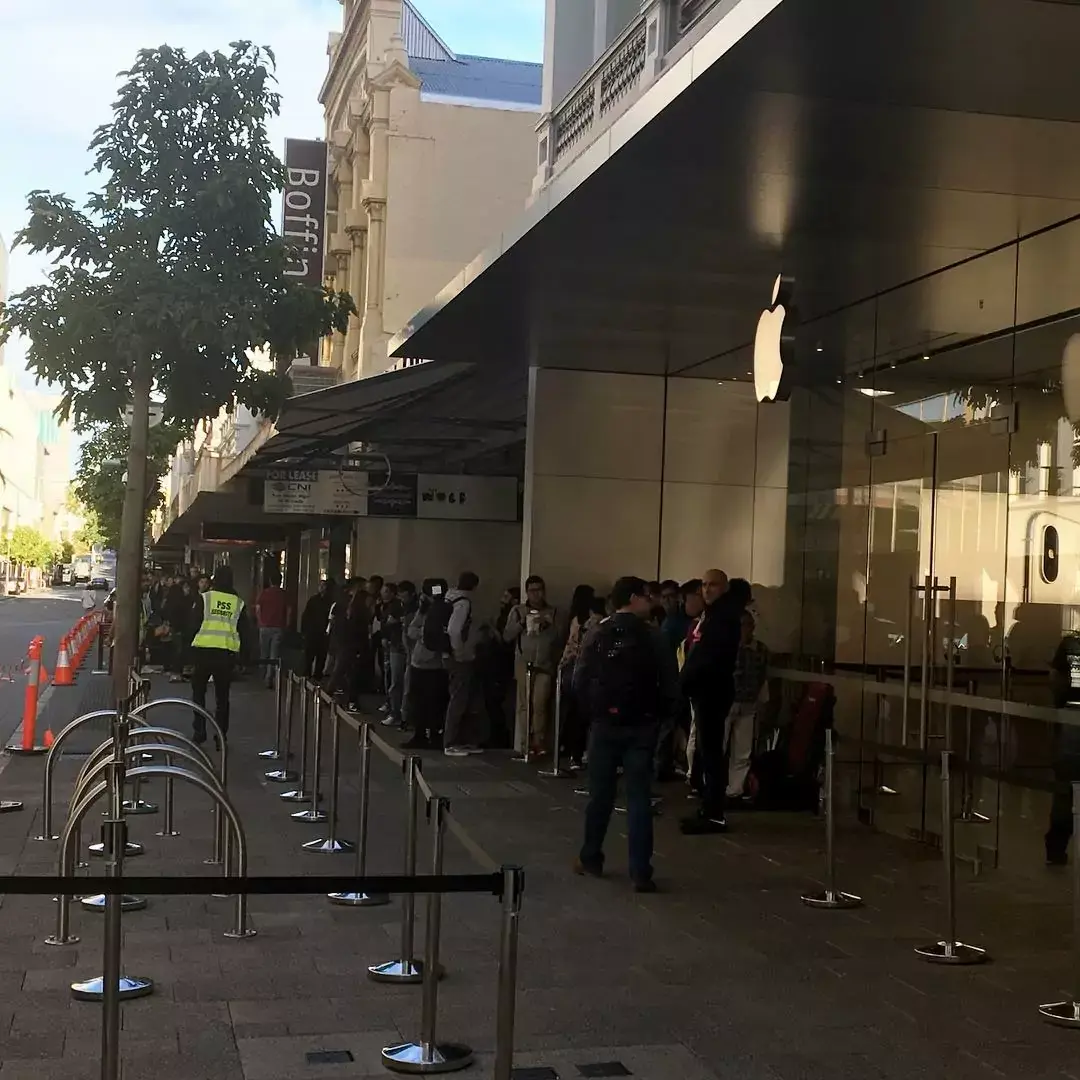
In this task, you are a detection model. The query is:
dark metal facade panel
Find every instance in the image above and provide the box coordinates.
[401,0,455,61]
[411,55,543,108]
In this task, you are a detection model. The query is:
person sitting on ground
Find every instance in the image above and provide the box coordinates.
[573,576,678,893]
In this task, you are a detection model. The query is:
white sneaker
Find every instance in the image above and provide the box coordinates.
[380,715,397,726]
[378,704,390,714]
[444,746,470,758]
[464,746,484,755]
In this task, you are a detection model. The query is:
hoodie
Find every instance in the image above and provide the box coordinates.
[445,589,477,663]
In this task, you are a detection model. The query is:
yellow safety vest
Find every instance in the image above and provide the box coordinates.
[191,590,243,652]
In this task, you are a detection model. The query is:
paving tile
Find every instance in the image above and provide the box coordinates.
[235,1030,402,1078]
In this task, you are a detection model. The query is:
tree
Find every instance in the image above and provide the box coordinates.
[74,416,189,550]
[60,540,75,565]
[8,526,56,569]
[0,42,354,694]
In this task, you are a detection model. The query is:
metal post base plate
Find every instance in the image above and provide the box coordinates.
[120,800,158,815]
[156,828,180,837]
[328,891,390,907]
[801,889,863,910]
[0,800,23,812]
[956,811,991,824]
[71,975,154,1001]
[258,748,281,760]
[223,927,258,940]
[302,837,354,853]
[280,789,319,803]
[1040,1000,1080,1027]
[80,894,147,912]
[264,769,299,783]
[291,808,328,823]
[382,1041,474,1074]
[44,933,79,947]
[5,745,47,755]
[89,841,144,858]
[538,767,572,778]
[368,959,424,984]
[914,940,987,965]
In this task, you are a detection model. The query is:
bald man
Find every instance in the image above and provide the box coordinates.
[680,573,752,834]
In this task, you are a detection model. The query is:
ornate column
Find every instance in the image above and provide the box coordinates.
[358,84,390,379]
[343,111,369,378]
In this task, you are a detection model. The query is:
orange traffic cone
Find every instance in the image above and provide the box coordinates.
[53,638,74,687]
[38,661,50,686]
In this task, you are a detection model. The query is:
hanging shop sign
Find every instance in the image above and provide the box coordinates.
[282,138,329,288]
[263,468,365,516]
[417,474,518,522]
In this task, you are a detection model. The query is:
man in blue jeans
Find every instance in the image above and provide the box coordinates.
[572,576,678,892]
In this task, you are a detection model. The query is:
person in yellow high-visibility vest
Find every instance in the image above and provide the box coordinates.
[189,566,253,746]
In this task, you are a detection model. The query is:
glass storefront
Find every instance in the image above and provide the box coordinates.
[783,214,1080,872]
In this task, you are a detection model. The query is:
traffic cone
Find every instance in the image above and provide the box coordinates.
[53,637,74,687]
[38,660,50,686]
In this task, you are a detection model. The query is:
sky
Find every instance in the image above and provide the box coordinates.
[0,0,544,397]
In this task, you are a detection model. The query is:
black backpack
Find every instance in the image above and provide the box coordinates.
[587,618,660,723]
[422,596,470,654]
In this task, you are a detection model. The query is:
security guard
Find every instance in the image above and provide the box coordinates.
[189,566,252,746]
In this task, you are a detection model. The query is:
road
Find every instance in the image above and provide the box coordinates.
[0,588,94,747]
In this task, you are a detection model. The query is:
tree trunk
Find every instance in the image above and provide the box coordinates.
[112,358,152,700]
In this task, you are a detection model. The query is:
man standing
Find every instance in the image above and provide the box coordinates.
[189,566,253,746]
[573,576,677,892]
[255,570,290,689]
[443,571,483,757]
[503,575,562,756]
[679,570,750,834]
[300,579,335,679]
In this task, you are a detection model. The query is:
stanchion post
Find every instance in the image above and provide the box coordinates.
[914,750,987,964]
[1040,781,1080,1026]
[957,678,990,825]
[303,703,353,852]
[514,663,535,763]
[259,660,284,760]
[280,680,313,802]
[801,728,862,909]
[329,720,388,905]
[382,796,474,1073]
[539,669,570,779]
[292,691,328,823]
[369,755,423,983]
[265,675,299,783]
[493,865,525,1080]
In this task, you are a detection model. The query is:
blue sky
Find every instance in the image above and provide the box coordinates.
[0,0,543,386]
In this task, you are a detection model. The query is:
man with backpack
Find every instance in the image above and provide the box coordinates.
[426,571,484,757]
[572,576,678,893]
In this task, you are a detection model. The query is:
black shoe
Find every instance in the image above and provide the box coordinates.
[192,730,207,746]
[1047,849,1068,867]
[573,857,603,879]
[680,814,728,835]
[633,878,658,894]
[401,736,430,751]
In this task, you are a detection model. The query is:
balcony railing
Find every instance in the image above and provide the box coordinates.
[536,0,722,185]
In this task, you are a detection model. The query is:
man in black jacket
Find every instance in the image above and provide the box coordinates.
[680,572,751,834]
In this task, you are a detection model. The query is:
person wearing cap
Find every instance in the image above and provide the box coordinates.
[188,566,253,745]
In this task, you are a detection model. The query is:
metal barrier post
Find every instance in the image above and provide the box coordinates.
[513,663,535,763]
[493,865,524,1080]
[304,704,353,852]
[259,661,284,760]
[280,679,314,803]
[265,675,299,783]
[383,797,474,1074]
[292,691,328,824]
[957,679,990,824]
[801,728,862,909]
[92,617,108,676]
[369,755,423,983]
[539,669,570,779]
[329,721,388,906]
[1040,781,1080,1026]
[914,750,987,964]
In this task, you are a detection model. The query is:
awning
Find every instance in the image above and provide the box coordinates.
[249,360,527,476]
[388,0,1080,383]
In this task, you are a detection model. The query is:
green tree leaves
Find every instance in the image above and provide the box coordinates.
[7,526,57,569]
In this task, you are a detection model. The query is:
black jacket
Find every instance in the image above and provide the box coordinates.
[680,593,745,703]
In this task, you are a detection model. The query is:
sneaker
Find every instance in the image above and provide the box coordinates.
[444,746,470,758]
[464,746,484,755]
[380,715,397,726]
[680,814,728,835]
[632,878,658,894]
[573,857,603,878]
[378,704,390,714]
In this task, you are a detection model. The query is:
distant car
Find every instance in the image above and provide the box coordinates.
[61,566,74,585]
[89,577,111,591]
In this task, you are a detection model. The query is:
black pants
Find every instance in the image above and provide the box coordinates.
[692,691,734,820]
[191,648,236,737]
[1047,744,1080,858]
[305,635,328,679]
[560,667,589,763]
[407,666,449,744]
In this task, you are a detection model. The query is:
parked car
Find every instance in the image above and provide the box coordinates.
[89,577,111,592]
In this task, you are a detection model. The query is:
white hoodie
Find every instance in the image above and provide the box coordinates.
[445,589,476,662]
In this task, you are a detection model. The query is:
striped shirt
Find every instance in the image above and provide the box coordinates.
[733,639,769,703]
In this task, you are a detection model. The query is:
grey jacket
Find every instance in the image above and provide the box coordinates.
[445,588,477,663]
[503,602,563,673]
[407,609,445,670]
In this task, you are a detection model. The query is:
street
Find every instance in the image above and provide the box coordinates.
[0,588,98,748]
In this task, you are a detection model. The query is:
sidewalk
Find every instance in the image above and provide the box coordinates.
[0,675,1079,1078]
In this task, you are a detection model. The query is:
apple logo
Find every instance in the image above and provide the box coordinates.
[754,274,795,403]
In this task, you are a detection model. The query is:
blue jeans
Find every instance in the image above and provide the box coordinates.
[387,648,407,721]
[580,722,658,883]
[258,628,283,687]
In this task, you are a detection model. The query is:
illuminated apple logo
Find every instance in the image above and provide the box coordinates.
[754,274,795,403]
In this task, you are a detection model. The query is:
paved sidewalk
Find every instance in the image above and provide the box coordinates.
[0,675,1079,1077]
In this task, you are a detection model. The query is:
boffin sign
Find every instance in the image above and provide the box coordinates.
[282,139,328,288]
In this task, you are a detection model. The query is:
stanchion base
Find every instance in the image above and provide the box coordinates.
[0,800,23,813]
[956,811,991,824]
[71,975,154,1002]
[32,833,59,841]
[44,934,80,947]
[382,1041,474,1074]
[120,800,158,815]
[280,789,319,803]
[1040,1000,1080,1027]
[328,891,390,907]
[511,754,531,764]
[368,958,424,984]
[156,828,181,837]
[538,766,572,778]
[876,785,900,796]
[801,889,863,910]
[914,940,987,965]
[291,808,328,823]
[88,841,144,858]
[264,769,299,783]
[91,668,109,676]
[302,837,354,853]
[80,894,147,913]
[223,927,258,940]
[5,745,47,755]
[573,787,588,797]
[258,748,281,760]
